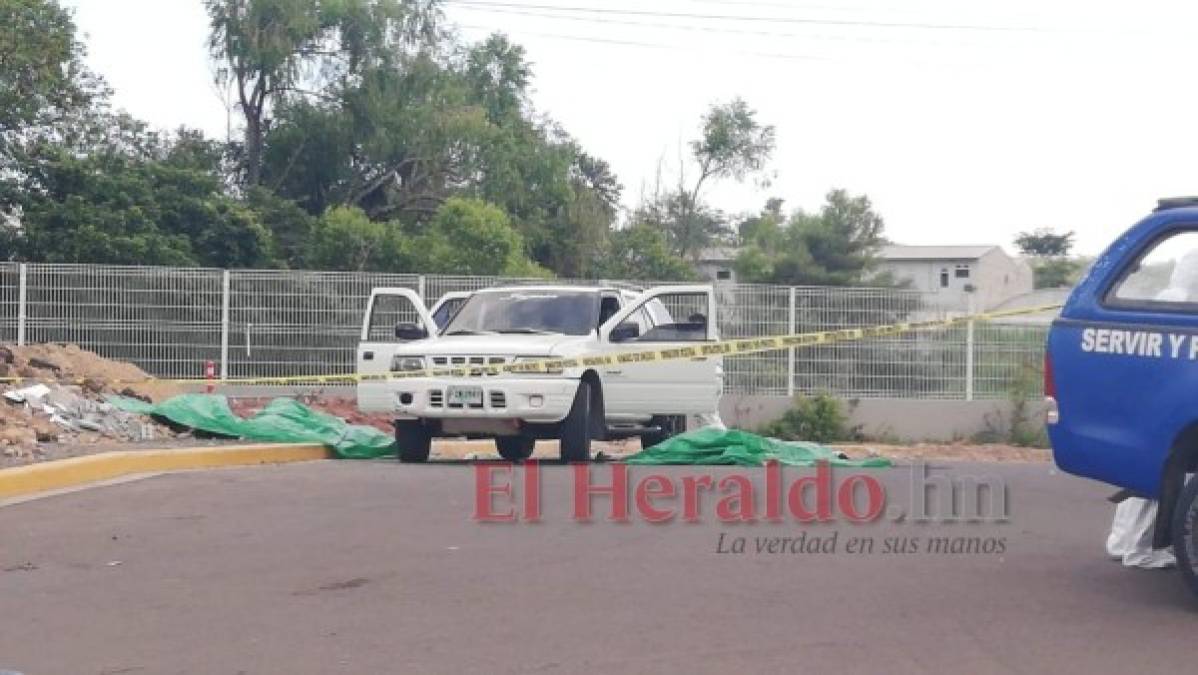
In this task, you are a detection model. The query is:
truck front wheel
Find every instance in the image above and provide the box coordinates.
[560,381,593,463]
[1173,475,1198,596]
[496,435,536,461]
[641,415,685,449]
[395,420,432,463]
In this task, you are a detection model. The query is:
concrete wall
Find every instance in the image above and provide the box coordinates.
[719,394,1049,443]
[976,248,1035,311]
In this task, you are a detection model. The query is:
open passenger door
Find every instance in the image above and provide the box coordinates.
[598,285,721,418]
[357,288,437,411]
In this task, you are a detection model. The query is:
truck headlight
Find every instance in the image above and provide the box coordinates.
[391,356,426,373]
[513,356,565,375]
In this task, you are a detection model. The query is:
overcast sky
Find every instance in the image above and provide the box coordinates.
[60,0,1198,255]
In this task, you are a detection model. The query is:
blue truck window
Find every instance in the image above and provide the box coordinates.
[1111,230,1198,304]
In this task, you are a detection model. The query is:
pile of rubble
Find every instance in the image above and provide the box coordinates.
[1,344,184,462]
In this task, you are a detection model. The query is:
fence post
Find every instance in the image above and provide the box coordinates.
[965,295,975,401]
[417,274,426,305]
[787,286,796,398]
[16,263,27,347]
[220,270,230,380]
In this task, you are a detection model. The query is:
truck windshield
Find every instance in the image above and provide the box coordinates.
[442,291,599,336]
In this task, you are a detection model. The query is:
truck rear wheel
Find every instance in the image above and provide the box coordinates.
[395,421,431,463]
[496,435,535,461]
[641,415,685,449]
[1172,475,1198,596]
[560,381,593,463]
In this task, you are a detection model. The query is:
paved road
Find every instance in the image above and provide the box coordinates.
[0,460,1194,674]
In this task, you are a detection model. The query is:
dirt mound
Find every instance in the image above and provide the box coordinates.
[1,344,179,402]
[1,344,187,466]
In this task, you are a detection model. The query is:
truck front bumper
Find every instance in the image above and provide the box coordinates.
[359,377,579,424]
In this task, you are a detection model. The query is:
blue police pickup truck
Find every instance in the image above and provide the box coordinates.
[1048,197,1198,595]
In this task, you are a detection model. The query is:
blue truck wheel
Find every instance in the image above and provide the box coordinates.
[1173,476,1198,597]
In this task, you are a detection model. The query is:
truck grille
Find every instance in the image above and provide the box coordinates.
[430,356,511,376]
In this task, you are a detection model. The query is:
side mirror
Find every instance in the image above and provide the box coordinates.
[610,322,640,343]
[395,322,429,341]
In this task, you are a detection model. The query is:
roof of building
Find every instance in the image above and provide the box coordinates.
[880,245,999,261]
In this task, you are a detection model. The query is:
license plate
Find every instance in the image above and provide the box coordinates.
[448,386,484,406]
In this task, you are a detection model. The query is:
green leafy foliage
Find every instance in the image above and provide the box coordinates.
[204,0,443,185]
[736,190,889,286]
[1015,228,1074,257]
[759,395,857,444]
[410,197,547,276]
[7,117,273,267]
[305,206,396,272]
[0,0,93,134]
[1,0,807,285]
[594,224,697,282]
[1015,227,1082,289]
[632,98,775,263]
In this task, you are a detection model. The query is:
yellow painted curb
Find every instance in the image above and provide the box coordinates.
[0,444,332,499]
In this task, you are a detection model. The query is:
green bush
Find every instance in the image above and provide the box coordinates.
[759,395,856,443]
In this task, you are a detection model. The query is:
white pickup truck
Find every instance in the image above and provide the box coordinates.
[357,284,722,462]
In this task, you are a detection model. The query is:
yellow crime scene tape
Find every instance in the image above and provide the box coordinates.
[0,304,1062,387]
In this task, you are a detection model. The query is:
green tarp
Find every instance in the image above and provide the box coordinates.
[111,395,887,467]
[624,427,891,467]
[110,394,395,459]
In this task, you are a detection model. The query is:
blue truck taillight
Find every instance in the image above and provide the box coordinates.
[1044,352,1056,398]
[1044,351,1059,424]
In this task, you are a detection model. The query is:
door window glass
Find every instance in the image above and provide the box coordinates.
[616,291,710,342]
[432,297,467,329]
[1112,231,1198,304]
[368,293,427,342]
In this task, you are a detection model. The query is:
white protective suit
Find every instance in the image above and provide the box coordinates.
[1104,251,1198,569]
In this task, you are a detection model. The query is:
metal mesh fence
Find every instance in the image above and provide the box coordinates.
[792,287,972,399]
[972,323,1048,398]
[228,270,420,379]
[0,263,1049,399]
[717,284,792,396]
[0,263,17,344]
[23,265,224,378]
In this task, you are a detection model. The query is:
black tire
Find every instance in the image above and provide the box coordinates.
[560,381,593,463]
[1172,475,1198,597]
[640,415,685,449]
[395,421,432,463]
[496,435,536,461]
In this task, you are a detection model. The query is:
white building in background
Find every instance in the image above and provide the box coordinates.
[877,245,1034,311]
[695,246,740,283]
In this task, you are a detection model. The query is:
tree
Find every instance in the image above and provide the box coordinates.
[668,98,775,260]
[594,224,697,282]
[539,150,622,278]
[305,205,396,271]
[635,191,730,263]
[204,0,443,186]
[464,34,531,125]
[8,119,274,267]
[259,33,619,277]
[1015,228,1075,257]
[0,0,94,135]
[736,189,888,286]
[411,197,546,276]
[1014,227,1080,289]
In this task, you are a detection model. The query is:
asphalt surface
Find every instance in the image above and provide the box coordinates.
[0,460,1195,674]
